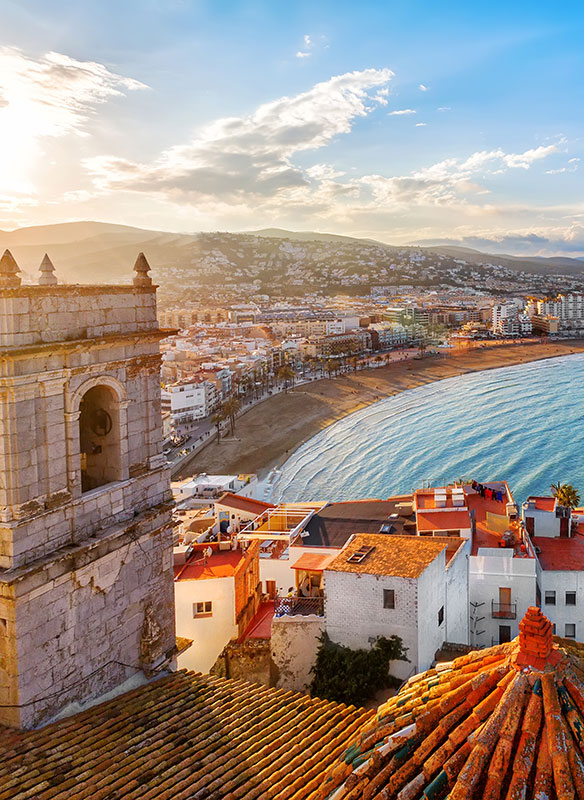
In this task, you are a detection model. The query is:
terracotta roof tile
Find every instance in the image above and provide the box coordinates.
[326,534,448,578]
[317,607,584,800]
[0,671,372,800]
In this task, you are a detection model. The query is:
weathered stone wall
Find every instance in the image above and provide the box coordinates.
[211,638,276,687]
[0,277,176,728]
[0,503,175,728]
[271,615,324,693]
[0,286,157,348]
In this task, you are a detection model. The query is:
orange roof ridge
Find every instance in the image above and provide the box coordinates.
[318,608,583,800]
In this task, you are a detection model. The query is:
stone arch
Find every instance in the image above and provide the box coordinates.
[66,376,130,495]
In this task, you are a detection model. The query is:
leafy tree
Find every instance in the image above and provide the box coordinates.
[309,632,408,706]
[551,482,581,509]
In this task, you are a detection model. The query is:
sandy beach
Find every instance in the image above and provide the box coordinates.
[177,339,584,478]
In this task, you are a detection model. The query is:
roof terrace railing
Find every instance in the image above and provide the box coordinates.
[274,595,324,618]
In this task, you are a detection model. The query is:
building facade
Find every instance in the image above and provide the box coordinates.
[0,251,176,728]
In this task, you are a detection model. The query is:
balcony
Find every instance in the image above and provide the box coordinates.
[491,601,517,619]
[274,595,324,618]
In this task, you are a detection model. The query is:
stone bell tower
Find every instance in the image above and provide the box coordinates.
[0,251,176,728]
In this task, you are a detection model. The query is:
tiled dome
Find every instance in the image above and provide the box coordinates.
[318,607,584,800]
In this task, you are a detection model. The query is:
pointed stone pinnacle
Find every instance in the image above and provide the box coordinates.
[133,252,153,287]
[0,249,21,288]
[38,253,58,285]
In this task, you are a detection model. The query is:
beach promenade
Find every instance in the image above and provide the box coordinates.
[178,338,584,478]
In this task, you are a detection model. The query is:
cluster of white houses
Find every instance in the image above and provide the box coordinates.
[173,479,584,685]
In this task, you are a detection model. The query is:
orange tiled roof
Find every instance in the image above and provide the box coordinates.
[326,533,448,578]
[0,670,373,800]
[317,607,584,800]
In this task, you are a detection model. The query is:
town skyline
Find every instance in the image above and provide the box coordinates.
[1,0,583,256]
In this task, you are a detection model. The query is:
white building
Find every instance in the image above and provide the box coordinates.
[491,302,531,336]
[322,533,469,681]
[174,540,260,673]
[532,293,584,331]
[369,322,408,349]
[168,378,218,428]
[172,475,259,505]
[522,494,583,640]
[415,482,537,648]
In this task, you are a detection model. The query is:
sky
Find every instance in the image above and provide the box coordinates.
[0,0,583,255]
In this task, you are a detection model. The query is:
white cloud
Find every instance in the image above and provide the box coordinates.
[296,33,315,58]
[389,108,416,116]
[437,106,451,112]
[0,46,146,193]
[415,122,427,127]
[87,68,394,200]
[419,84,429,91]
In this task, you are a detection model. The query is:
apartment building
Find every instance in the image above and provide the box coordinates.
[168,377,218,428]
[492,302,532,336]
[532,292,584,330]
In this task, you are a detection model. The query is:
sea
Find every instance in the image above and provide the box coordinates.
[268,353,584,504]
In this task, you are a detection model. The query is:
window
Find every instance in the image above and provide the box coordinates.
[383,589,395,609]
[566,591,577,606]
[544,591,556,606]
[565,623,576,639]
[193,601,213,618]
[438,606,444,626]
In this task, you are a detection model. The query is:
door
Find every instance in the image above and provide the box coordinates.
[525,516,534,535]
[560,516,569,537]
[499,625,511,644]
[266,580,276,599]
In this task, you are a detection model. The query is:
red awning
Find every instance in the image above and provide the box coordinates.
[291,553,334,572]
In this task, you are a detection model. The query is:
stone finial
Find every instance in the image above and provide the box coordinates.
[38,253,58,285]
[133,252,152,287]
[0,249,21,288]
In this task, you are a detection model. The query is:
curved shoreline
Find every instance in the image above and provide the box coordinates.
[177,339,584,479]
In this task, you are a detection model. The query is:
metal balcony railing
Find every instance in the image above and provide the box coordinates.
[274,595,324,618]
[491,601,517,619]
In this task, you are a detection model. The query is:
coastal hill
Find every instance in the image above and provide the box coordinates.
[1,221,583,294]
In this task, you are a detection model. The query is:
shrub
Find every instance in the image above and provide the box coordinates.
[309,632,408,706]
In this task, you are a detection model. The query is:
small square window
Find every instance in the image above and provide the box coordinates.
[383,589,395,609]
[193,601,213,617]
[566,591,577,606]
[438,606,444,626]
[544,591,556,606]
[565,623,576,638]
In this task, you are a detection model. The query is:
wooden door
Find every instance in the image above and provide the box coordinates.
[266,580,276,599]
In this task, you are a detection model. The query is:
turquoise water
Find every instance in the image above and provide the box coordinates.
[271,354,584,503]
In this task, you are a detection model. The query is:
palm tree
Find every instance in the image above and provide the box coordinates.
[277,365,295,393]
[554,483,581,509]
[222,396,241,437]
[211,410,225,442]
[550,481,562,498]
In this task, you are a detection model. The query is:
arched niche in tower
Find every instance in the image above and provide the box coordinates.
[78,384,122,493]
